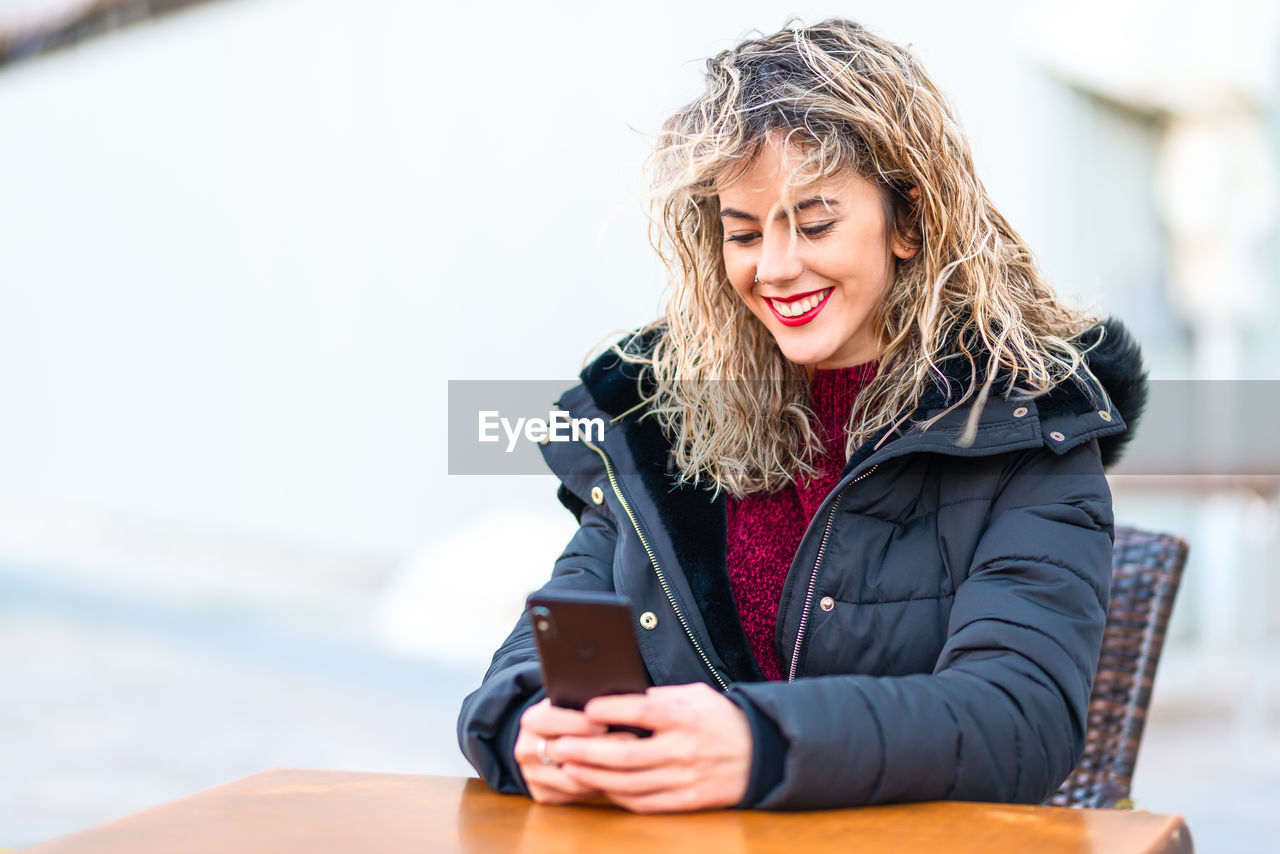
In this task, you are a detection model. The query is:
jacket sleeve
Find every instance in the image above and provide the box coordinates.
[456,498,620,794]
[730,440,1113,809]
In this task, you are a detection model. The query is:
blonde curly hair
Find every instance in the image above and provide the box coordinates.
[615,18,1099,497]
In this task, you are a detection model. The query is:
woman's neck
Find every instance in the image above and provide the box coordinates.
[804,358,878,381]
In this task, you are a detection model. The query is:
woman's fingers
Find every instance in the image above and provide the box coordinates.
[512,729,554,768]
[521,761,601,802]
[514,722,605,769]
[520,698,608,738]
[553,730,685,770]
[514,700,607,805]
[558,684,751,812]
[562,760,695,795]
[516,686,751,812]
[580,683,729,734]
[605,787,708,814]
[580,690,692,733]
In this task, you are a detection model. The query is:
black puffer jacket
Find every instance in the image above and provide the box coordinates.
[458,318,1147,809]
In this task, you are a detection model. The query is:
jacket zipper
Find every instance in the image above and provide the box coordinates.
[788,464,879,682]
[582,439,731,693]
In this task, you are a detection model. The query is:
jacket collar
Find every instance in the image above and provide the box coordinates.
[581,316,1147,469]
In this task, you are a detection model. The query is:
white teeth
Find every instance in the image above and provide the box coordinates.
[771,289,830,318]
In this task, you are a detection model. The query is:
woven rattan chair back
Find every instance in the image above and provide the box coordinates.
[1048,525,1189,809]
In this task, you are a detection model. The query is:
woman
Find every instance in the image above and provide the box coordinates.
[457,18,1146,812]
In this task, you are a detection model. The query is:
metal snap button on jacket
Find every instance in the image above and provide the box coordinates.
[1098,410,1112,421]
[639,611,658,630]
[1049,431,1066,442]
[1013,406,1028,418]
[819,596,835,612]
[590,485,605,505]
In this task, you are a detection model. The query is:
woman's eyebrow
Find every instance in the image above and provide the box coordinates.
[719,197,840,222]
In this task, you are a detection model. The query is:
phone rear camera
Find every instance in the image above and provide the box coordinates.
[530,606,555,639]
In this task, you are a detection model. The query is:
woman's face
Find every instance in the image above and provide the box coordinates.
[716,139,917,369]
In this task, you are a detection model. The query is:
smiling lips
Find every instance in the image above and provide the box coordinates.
[764,287,833,326]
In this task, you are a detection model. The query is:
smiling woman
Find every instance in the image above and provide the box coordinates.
[458,18,1148,813]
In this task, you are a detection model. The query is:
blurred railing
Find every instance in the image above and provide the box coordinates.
[1110,472,1280,736]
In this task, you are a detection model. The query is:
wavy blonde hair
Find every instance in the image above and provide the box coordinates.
[614,18,1099,497]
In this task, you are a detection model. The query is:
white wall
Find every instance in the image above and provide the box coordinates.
[2,0,1187,555]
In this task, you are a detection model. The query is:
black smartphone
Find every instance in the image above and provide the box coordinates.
[526,590,653,737]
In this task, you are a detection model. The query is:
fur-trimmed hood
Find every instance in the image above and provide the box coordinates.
[579,315,1147,470]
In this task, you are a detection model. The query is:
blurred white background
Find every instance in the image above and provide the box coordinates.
[1,0,1278,849]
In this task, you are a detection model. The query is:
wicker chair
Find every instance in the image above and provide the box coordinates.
[1047,525,1189,809]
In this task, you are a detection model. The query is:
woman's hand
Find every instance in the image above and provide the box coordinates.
[514,699,609,805]
[553,683,753,813]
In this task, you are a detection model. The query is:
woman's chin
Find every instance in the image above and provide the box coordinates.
[775,341,835,368]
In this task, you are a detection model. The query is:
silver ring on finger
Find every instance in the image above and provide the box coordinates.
[536,737,559,766]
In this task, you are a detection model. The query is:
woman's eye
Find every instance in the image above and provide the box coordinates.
[724,222,834,245]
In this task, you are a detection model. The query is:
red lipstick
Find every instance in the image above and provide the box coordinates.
[764,287,833,327]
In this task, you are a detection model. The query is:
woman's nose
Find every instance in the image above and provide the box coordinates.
[754,226,805,285]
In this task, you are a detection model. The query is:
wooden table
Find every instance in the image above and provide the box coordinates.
[21,768,1193,853]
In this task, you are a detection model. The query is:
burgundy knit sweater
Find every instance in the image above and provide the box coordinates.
[725,361,877,680]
